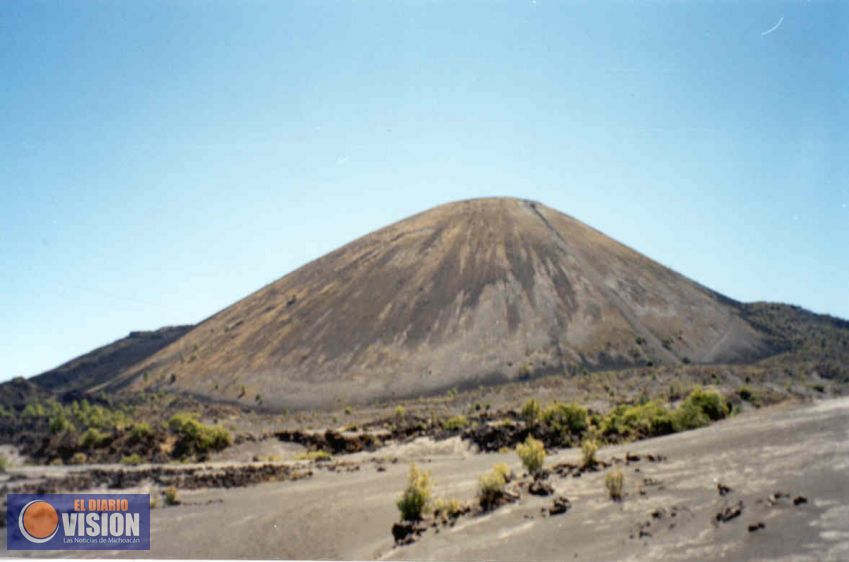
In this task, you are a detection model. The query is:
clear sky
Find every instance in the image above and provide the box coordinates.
[1,1,847,381]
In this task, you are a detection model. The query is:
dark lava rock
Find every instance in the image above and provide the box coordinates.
[549,496,572,516]
[768,491,790,505]
[392,521,424,545]
[715,501,744,523]
[793,496,808,506]
[463,423,528,453]
[717,482,733,496]
[528,479,554,496]
[275,429,382,455]
[0,463,312,495]
[748,522,766,532]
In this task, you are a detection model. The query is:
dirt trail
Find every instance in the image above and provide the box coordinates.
[3,397,848,560]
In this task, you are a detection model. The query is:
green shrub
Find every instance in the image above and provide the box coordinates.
[670,387,728,431]
[682,387,728,421]
[0,454,7,472]
[581,438,599,468]
[121,453,144,466]
[294,450,332,462]
[78,428,110,449]
[516,435,546,475]
[163,486,180,506]
[737,386,754,401]
[492,462,512,482]
[70,452,87,465]
[396,464,432,521]
[601,401,674,440]
[477,465,507,511]
[671,401,710,431]
[442,415,469,431]
[394,405,406,419]
[432,497,465,520]
[541,402,588,436]
[22,403,46,418]
[520,399,541,423]
[129,422,153,442]
[69,399,130,431]
[48,414,74,434]
[168,412,233,459]
[605,469,624,501]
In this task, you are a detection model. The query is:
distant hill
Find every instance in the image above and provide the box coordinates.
[94,197,780,408]
[30,326,192,396]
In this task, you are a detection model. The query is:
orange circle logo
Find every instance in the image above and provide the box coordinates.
[19,500,59,543]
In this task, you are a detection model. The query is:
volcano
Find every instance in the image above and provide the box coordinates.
[100,198,771,408]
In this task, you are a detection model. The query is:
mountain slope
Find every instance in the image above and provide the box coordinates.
[32,326,193,396]
[101,198,773,408]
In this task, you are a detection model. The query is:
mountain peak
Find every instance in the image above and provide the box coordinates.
[104,199,771,408]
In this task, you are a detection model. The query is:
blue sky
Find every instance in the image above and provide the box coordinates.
[1,1,847,380]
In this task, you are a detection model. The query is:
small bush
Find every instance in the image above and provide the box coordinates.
[478,465,507,511]
[168,412,233,459]
[49,414,74,434]
[516,435,546,475]
[78,428,110,449]
[581,438,599,468]
[442,415,469,431]
[520,399,541,423]
[163,486,180,506]
[0,454,8,471]
[129,422,153,442]
[70,452,87,465]
[671,402,710,431]
[737,386,754,401]
[671,387,728,431]
[605,469,624,501]
[492,462,512,482]
[432,497,465,519]
[396,464,432,521]
[394,405,406,419]
[294,450,331,462]
[683,387,728,421]
[541,402,588,436]
[601,401,674,440]
[121,453,144,466]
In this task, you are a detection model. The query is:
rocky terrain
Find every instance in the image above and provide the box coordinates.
[1,396,847,560]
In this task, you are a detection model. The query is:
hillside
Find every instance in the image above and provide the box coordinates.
[94,198,777,408]
[31,326,193,396]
